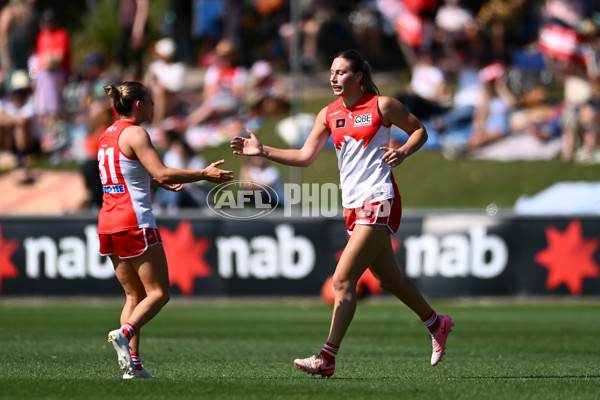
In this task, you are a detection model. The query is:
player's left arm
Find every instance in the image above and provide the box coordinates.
[378,95,428,167]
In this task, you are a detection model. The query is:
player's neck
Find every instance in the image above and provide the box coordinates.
[119,115,143,126]
[341,91,364,109]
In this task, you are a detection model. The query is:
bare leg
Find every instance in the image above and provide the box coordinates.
[111,244,170,337]
[151,84,168,128]
[369,238,432,319]
[369,237,452,366]
[326,224,388,345]
[111,254,146,353]
[561,128,577,162]
[580,104,599,158]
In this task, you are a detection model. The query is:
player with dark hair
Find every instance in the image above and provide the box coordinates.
[99,81,233,378]
[231,50,453,377]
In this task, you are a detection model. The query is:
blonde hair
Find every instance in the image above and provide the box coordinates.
[334,50,379,95]
[104,81,147,115]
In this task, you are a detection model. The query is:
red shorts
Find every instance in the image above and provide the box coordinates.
[98,227,162,259]
[343,197,402,235]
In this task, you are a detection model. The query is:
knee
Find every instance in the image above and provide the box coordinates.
[146,287,170,307]
[158,290,170,307]
[374,275,388,292]
[125,291,146,305]
[331,274,357,295]
[375,276,395,293]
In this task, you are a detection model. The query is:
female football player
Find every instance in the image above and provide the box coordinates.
[231,50,452,377]
[98,81,233,378]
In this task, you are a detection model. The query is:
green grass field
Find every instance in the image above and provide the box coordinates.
[0,298,598,399]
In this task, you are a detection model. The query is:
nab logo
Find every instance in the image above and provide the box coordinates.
[207,180,279,220]
[335,119,345,128]
[354,114,372,127]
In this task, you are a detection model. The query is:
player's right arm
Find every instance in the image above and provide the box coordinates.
[231,106,330,167]
[120,125,234,184]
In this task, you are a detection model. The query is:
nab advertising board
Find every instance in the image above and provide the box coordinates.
[0,213,599,297]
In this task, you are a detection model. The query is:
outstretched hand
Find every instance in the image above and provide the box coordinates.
[379,147,407,168]
[230,129,264,156]
[203,160,234,183]
[158,182,186,192]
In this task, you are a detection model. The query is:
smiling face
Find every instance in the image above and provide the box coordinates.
[330,57,362,98]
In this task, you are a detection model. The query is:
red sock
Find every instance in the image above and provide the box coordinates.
[319,341,339,364]
[422,310,440,334]
[131,352,143,371]
[121,323,136,340]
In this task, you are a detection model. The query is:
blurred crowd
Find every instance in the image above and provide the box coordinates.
[0,0,599,212]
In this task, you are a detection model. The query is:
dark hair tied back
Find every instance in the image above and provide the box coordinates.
[334,50,380,95]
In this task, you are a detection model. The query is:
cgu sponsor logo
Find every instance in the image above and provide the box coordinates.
[216,224,315,279]
[23,225,114,279]
[404,226,508,279]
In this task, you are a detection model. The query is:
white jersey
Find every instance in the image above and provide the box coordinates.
[326,93,398,208]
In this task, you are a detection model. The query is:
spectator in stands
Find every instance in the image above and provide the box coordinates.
[76,52,121,209]
[80,93,113,209]
[144,38,186,129]
[278,1,353,71]
[441,61,518,159]
[244,59,289,120]
[348,2,385,68]
[0,69,39,184]
[80,52,121,107]
[245,0,288,68]
[433,0,477,67]
[0,84,10,166]
[423,53,484,149]
[396,47,451,121]
[391,0,439,68]
[115,0,148,80]
[476,0,526,62]
[572,75,600,163]
[154,131,209,212]
[278,1,324,71]
[538,0,600,163]
[184,39,247,128]
[541,0,585,28]
[240,156,284,208]
[162,0,194,64]
[0,0,37,91]
[470,62,518,146]
[560,37,600,164]
[33,8,70,154]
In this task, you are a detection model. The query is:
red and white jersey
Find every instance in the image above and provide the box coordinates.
[326,93,398,208]
[97,119,156,234]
